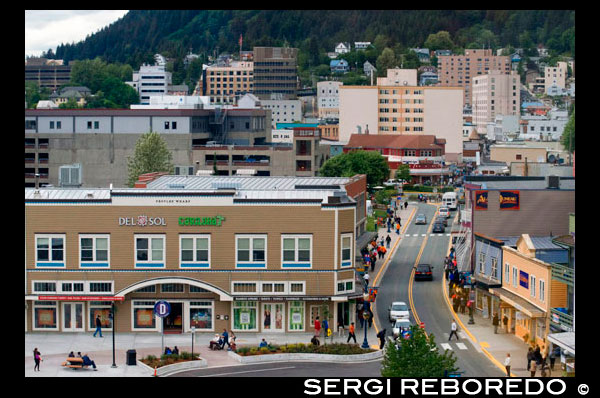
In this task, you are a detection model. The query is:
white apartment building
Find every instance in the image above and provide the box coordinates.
[544,62,568,91]
[335,42,351,54]
[472,70,520,135]
[354,42,372,50]
[317,81,342,119]
[520,109,569,141]
[127,64,172,105]
[261,99,302,128]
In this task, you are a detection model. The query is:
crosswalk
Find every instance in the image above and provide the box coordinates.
[438,332,472,352]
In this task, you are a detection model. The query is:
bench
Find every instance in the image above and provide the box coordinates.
[61,357,90,370]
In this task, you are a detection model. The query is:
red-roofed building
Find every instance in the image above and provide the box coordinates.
[343,134,451,184]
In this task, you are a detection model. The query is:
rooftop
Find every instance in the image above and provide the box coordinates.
[346,134,446,150]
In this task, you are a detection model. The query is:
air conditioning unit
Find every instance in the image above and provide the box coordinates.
[175,166,194,176]
[59,164,82,187]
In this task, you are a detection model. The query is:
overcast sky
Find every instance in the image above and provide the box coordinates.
[25,10,129,58]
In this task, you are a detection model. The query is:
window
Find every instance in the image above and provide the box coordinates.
[261,282,286,294]
[491,257,498,278]
[33,282,56,293]
[79,235,109,268]
[135,235,165,268]
[161,284,184,293]
[59,282,84,293]
[236,235,267,268]
[337,280,354,293]
[290,282,305,294]
[89,301,113,330]
[50,121,55,129]
[288,301,305,331]
[36,234,65,267]
[282,235,311,268]
[512,267,518,287]
[132,301,158,330]
[189,301,213,330]
[478,252,486,273]
[87,121,92,129]
[180,235,210,268]
[341,234,352,267]
[504,263,510,284]
[57,121,62,129]
[89,282,113,293]
[530,275,536,298]
[539,280,545,303]
[516,154,522,160]
[94,121,99,129]
[232,301,258,331]
[164,121,170,129]
[135,285,156,293]
[233,282,257,293]
[33,301,58,330]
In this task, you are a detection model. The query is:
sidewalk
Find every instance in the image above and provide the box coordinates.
[25,327,382,377]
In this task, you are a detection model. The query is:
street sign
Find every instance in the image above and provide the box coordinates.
[154,300,171,318]
[420,322,425,329]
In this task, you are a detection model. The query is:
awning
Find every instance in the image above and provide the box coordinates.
[489,287,546,318]
[547,332,575,356]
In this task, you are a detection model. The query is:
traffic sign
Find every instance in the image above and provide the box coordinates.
[420,322,425,329]
[154,300,171,318]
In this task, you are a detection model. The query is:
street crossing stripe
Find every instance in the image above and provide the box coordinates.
[440,343,453,351]
[456,343,468,350]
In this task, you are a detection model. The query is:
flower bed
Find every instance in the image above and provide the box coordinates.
[140,352,201,368]
[235,343,375,356]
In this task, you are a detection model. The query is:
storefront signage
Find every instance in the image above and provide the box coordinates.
[38,296,124,301]
[234,296,330,301]
[519,271,529,289]
[499,190,520,210]
[119,216,166,226]
[474,191,488,210]
[178,216,225,226]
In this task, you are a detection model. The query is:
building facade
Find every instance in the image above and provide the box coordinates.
[437,49,511,106]
[261,99,302,128]
[25,178,363,334]
[25,60,72,92]
[472,70,520,134]
[544,62,568,91]
[253,47,299,100]
[201,61,254,105]
[317,81,342,119]
[127,64,172,105]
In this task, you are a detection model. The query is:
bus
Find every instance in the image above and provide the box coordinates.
[442,192,457,210]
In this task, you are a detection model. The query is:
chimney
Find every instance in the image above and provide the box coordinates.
[365,124,369,135]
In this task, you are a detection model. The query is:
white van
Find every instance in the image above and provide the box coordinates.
[442,192,457,210]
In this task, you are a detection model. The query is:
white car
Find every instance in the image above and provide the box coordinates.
[388,301,410,322]
[438,207,450,218]
[392,319,412,338]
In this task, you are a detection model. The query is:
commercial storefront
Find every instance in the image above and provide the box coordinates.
[25,176,363,333]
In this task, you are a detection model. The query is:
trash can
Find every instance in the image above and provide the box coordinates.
[126,349,137,366]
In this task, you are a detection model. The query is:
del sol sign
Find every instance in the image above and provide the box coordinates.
[119,216,166,227]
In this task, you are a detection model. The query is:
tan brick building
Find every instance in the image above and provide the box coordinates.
[25,176,364,334]
[202,61,254,105]
[472,70,520,134]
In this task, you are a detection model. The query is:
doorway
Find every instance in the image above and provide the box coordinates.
[62,302,84,332]
[163,302,183,334]
[262,303,285,332]
[337,302,350,330]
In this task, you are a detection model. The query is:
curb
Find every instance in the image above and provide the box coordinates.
[137,357,208,377]
[228,349,383,364]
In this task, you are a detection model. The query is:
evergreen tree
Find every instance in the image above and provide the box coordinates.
[376,48,398,77]
[127,131,175,187]
[319,150,390,187]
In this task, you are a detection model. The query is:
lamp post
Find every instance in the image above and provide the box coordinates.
[361,311,370,349]
[191,326,196,360]
[468,286,475,325]
[110,303,117,368]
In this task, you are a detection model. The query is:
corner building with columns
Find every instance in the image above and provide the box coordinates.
[25,176,365,334]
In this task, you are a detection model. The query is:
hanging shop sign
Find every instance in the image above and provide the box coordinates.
[178,215,226,226]
[499,190,520,210]
[38,295,125,301]
[474,191,488,210]
[519,271,529,289]
[119,216,166,226]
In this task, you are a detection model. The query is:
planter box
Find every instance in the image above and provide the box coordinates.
[137,357,208,377]
[228,350,383,364]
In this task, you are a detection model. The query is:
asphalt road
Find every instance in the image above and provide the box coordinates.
[373,202,504,377]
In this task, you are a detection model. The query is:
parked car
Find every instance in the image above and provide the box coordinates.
[414,264,434,281]
[438,207,450,218]
[415,214,427,225]
[432,222,445,233]
[435,216,448,227]
[388,301,410,322]
[392,319,412,338]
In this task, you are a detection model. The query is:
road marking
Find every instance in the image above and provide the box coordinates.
[197,366,296,377]
[480,341,490,348]
[440,343,453,351]
[446,234,451,236]
[456,343,468,350]
[421,234,427,237]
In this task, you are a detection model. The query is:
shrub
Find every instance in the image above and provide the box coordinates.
[236,346,251,356]
[260,347,270,354]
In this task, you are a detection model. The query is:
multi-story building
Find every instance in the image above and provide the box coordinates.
[201,61,254,105]
[544,62,568,92]
[354,42,371,50]
[318,124,339,141]
[339,71,464,156]
[25,58,71,92]
[24,175,366,334]
[24,108,270,188]
[253,47,299,100]
[472,70,520,134]
[48,86,91,107]
[127,64,172,105]
[317,81,342,119]
[261,99,302,128]
[437,49,511,106]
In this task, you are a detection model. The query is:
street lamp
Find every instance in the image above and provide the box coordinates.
[110,303,117,368]
[191,326,196,360]
[361,310,370,349]
[468,286,475,325]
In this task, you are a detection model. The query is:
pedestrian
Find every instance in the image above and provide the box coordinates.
[504,353,511,377]
[460,296,466,314]
[82,353,98,371]
[386,234,391,248]
[314,316,321,337]
[404,201,408,210]
[33,348,42,372]
[503,314,509,333]
[221,328,230,349]
[367,311,374,328]
[534,346,542,365]
[387,218,391,233]
[493,313,499,334]
[395,222,400,235]
[530,357,537,377]
[370,256,376,273]
[550,345,560,370]
[347,322,357,344]
[311,335,320,346]
[377,245,384,260]
[377,328,387,349]
[448,320,459,341]
[526,347,534,371]
[93,314,103,338]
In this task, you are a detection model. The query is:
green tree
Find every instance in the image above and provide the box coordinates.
[376,48,398,77]
[127,131,175,187]
[102,77,139,107]
[381,325,458,377]
[58,98,82,109]
[424,31,455,51]
[561,108,575,154]
[401,50,421,70]
[25,82,50,109]
[395,164,411,182]
[319,150,390,187]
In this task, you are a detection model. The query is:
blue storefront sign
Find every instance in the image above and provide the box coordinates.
[519,271,529,289]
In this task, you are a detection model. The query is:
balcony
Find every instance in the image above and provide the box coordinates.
[551,263,574,287]
[550,307,573,332]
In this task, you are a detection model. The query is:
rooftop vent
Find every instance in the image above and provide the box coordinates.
[85,192,94,199]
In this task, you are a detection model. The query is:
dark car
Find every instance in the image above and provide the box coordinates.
[435,216,448,227]
[414,264,433,281]
[432,222,445,233]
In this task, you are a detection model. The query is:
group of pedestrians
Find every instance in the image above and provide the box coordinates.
[526,344,557,377]
[208,328,236,351]
[361,234,393,292]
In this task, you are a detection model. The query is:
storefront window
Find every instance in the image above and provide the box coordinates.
[133,301,157,330]
[233,301,257,331]
[189,301,213,330]
[288,301,305,331]
[33,301,58,330]
[89,301,113,329]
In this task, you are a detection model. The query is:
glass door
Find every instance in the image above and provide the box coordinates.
[62,302,85,332]
[262,303,284,332]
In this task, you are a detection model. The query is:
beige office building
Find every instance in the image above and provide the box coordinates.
[437,49,511,106]
[203,61,254,105]
[472,70,520,134]
[544,61,568,91]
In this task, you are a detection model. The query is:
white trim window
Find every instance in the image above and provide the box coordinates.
[79,234,110,268]
[288,300,305,331]
[135,235,165,268]
[232,300,258,331]
[478,252,486,273]
[188,301,214,332]
[35,234,66,268]
[512,267,518,288]
[504,262,510,285]
[32,301,58,331]
[58,281,85,294]
[132,300,159,331]
[289,282,306,294]
[340,233,353,268]
[281,235,312,268]
[539,279,545,303]
[88,281,113,294]
[232,282,258,294]
[236,235,267,268]
[261,282,287,294]
[530,275,536,298]
[32,281,57,294]
[336,279,354,294]
[491,257,498,279]
[161,283,184,293]
[180,235,210,268]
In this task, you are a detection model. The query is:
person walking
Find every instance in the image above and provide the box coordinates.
[404,201,408,210]
[347,322,357,344]
[221,329,231,349]
[367,310,374,328]
[503,314,509,333]
[363,272,370,288]
[33,348,42,372]
[377,329,387,349]
[550,345,560,370]
[529,357,537,377]
[314,316,321,338]
[459,296,466,314]
[448,320,459,341]
[534,346,542,365]
[395,222,400,235]
[493,313,500,334]
[370,255,376,273]
[526,347,534,371]
[386,234,391,249]
[93,314,103,338]
[504,353,511,377]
